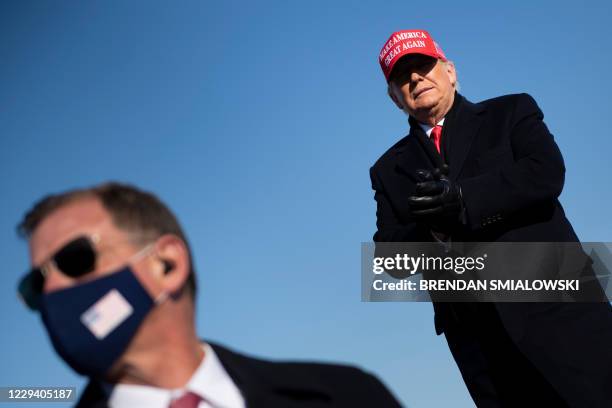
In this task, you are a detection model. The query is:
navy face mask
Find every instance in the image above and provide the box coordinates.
[40,267,162,378]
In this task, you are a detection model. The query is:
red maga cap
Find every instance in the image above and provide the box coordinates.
[379,29,447,81]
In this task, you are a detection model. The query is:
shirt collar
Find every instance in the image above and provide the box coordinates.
[418,117,445,138]
[106,343,245,408]
[187,343,244,407]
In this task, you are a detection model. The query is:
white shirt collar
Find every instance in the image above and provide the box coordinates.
[418,117,445,138]
[106,343,245,408]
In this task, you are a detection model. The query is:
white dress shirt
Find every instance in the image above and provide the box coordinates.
[418,117,445,138]
[106,343,245,408]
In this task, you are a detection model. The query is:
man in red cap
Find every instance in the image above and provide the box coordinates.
[370,29,612,407]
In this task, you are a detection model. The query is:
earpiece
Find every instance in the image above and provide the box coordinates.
[161,260,174,275]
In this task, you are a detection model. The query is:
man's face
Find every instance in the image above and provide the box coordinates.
[29,197,160,297]
[27,196,195,380]
[387,54,456,121]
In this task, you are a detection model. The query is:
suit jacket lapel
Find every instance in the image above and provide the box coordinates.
[448,96,485,182]
[75,342,334,408]
[74,380,109,408]
[210,342,332,408]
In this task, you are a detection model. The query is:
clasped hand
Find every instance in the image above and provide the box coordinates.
[408,166,465,232]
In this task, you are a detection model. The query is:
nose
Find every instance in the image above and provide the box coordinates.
[410,70,424,83]
[43,266,76,293]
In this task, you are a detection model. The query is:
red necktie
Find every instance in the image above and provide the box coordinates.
[169,391,202,408]
[430,125,442,153]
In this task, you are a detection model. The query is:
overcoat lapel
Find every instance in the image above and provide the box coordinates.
[447,97,486,182]
[394,128,439,182]
[394,94,486,183]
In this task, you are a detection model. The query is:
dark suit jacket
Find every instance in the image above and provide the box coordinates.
[370,92,576,244]
[370,92,582,333]
[74,342,402,408]
[369,92,612,406]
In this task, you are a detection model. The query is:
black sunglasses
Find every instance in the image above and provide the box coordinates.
[18,236,97,311]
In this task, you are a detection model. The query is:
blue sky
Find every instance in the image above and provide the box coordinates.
[1,1,611,407]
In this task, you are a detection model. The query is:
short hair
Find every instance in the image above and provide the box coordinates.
[17,182,197,299]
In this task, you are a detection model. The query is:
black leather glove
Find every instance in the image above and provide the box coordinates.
[408,166,466,232]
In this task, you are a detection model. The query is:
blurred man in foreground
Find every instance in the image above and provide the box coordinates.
[18,182,401,407]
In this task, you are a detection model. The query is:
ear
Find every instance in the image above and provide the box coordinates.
[387,83,405,110]
[151,234,191,297]
[445,60,457,89]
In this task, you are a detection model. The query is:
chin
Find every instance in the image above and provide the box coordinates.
[413,100,438,112]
